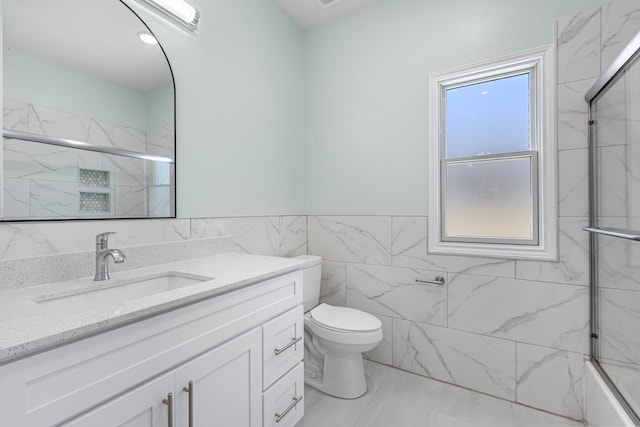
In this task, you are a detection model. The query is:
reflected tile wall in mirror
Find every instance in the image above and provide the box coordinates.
[2,98,174,220]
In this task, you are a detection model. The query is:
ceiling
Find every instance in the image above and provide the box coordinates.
[2,0,375,94]
[275,0,379,30]
[3,0,172,93]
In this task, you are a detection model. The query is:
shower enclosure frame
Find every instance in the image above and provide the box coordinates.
[585,30,640,426]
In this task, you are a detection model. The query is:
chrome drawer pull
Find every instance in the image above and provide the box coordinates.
[182,381,194,427]
[274,336,302,355]
[275,395,303,423]
[162,392,174,427]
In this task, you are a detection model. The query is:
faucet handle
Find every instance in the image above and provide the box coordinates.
[96,231,117,246]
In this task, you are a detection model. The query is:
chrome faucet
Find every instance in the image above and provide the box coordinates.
[94,232,127,281]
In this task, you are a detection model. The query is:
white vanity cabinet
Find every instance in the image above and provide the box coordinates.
[0,269,304,427]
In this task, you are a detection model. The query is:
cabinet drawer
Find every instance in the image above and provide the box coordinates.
[262,306,304,388]
[263,362,304,427]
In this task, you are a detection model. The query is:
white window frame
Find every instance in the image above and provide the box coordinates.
[428,45,557,261]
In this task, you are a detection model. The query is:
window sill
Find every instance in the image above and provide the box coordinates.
[428,239,558,261]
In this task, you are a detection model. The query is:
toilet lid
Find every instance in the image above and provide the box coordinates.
[310,303,381,332]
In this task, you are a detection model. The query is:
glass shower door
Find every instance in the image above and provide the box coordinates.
[589,45,640,423]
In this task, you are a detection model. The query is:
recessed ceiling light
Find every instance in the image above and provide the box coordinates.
[138,31,158,45]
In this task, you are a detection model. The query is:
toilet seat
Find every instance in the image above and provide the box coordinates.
[310,303,381,333]
[305,304,383,346]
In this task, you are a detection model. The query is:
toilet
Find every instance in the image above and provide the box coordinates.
[295,255,383,399]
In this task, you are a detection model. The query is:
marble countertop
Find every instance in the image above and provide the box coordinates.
[0,252,319,365]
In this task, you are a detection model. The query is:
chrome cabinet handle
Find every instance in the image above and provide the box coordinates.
[182,381,194,427]
[415,276,445,285]
[274,336,303,355]
[163,392,174,427]
[275,395,303,423]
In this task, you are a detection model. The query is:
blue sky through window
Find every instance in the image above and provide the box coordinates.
[445,73,530,158]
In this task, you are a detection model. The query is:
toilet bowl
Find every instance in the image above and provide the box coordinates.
[294,255,383,399]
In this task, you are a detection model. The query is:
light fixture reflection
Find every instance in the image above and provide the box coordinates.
[137,31,158,45]
[137,0,200,32]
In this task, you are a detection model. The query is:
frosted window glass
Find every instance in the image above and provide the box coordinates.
[445,73,531,158]
[445,157,533,239]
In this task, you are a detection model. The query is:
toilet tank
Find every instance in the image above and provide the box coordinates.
[294,255,322,312]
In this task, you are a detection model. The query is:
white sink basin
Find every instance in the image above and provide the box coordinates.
[33,271,214,315]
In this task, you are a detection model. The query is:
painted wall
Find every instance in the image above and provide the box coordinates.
[123,0,306,218]
[3,48,149,131]
[304,0,611,215]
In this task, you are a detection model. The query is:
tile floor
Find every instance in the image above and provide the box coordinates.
[300,361,585,427]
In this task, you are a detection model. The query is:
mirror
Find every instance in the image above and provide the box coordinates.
[2,0,175,220]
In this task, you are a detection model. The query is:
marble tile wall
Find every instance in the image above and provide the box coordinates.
[0,216,307,291]
[307,215,588,420]
[1,98,174,219]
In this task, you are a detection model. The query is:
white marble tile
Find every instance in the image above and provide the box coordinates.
[557,7,602,84]
[354,365,444,427]
[602,0,640,73]
[512,404,584,427]
[599,288,640,365]
[516,343,585,420]
[114,127,147,153]
[597,145,628,218]
[0,219,191,260]
[3,98,28,131]
[597,217,640,291]
[104,156,146,187]
[319,260,346,306]
[434,383,514,427]
[392,318,516,400]
[308,216,391,265]
[558,149,589,218]
[302,360,390,427]
[30,180,79,218]
[148,186,172,217]
[279,216,307,257]
[346,263,447,325]
[557,79,596,151]
[516,218,589,287]
[2,178,31,219]
[448,274,589,354]
[596,77,627,148]
[391,217,515,278]
[363,313,392,365]
[191,216,280,256]
[77,150,108,175]
[3,139,78,183]
[146,127,175,158]
[114,186,147,217]
[28,105,114,146]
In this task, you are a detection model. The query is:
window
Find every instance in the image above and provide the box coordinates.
[428,46,557,260]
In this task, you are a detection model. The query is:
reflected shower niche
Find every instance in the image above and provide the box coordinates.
[1,0,175,221]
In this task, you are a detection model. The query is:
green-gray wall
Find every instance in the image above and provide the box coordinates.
[118,0,613,218]
[304,0,611,215]
[4,47,150,130]
[125,0,306,218]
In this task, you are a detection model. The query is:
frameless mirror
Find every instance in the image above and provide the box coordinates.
[2,0,175,220]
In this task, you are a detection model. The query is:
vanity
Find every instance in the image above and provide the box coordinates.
[0,253,313,427]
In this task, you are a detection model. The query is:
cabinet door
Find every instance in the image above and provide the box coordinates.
[174,328,262,427]
[62,373,174,427]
